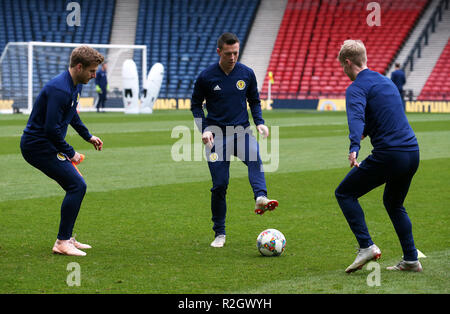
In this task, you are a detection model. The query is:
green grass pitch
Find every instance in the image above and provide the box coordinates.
[0,110,449,293]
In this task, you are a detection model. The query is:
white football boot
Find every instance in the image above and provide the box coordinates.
[387,259,423,272]
[70,236,92,250]
[52,239,87,256]
[254,196,279,215]
[210,235,226,248]
[345,244,381,273]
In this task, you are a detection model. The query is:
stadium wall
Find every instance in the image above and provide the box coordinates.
[2,97,449,114]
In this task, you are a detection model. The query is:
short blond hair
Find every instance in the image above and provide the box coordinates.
[69,45,105,68]
[338,40,367,67]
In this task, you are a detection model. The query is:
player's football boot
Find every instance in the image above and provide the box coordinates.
[254,196,279,215]
[210,234,226,248]
[345,244,381,273]
[386,259,423,272]
[70,236,92,249]
[52,239,87,256]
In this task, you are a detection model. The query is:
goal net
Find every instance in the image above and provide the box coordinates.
[0,42,147,113]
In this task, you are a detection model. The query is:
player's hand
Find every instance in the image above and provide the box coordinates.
[256,124,269,138]
[89,135,103,151]
[348,151,359,168]
[202,131,214,149]
[70,152,82,164]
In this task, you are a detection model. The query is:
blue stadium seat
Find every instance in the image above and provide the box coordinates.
[134,0,260,98]
[0,0,116,106]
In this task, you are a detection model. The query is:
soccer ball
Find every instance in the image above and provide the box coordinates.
[256,228,286,256]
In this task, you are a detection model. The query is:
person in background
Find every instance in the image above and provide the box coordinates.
[95,63,108,112]
[391,62,406,108]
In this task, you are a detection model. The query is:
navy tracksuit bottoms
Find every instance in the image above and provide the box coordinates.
[206,130,267,236]
[21,144,87,241]
[335,150,420,261]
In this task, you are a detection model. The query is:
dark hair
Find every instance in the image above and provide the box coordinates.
[395,63,400,68]
[217,32,240,49]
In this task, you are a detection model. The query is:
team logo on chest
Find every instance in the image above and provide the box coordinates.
[236,80,246,90]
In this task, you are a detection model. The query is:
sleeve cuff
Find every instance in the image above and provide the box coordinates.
[66,148,76,159]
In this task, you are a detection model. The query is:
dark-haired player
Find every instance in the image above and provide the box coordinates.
[191,33,278,248]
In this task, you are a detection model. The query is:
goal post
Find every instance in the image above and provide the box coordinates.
[0,41,147,113]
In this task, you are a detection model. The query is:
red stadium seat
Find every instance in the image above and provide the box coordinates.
[262,0,428,99]
[419,39,450,100]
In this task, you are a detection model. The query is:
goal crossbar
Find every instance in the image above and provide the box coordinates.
[0,41,147,113]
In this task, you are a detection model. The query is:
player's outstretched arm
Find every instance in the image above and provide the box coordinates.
[201,131,214,148]
[89,136,103,151]
[348,151,360,168]
[70,152,83,164]
[256,124,269,138]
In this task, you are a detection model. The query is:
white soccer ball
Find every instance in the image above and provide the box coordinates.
[256,228,286,256]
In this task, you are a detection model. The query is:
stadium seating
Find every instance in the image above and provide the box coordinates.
[418,38,450,101]
[0,0,115,106]
[261,0,429,99]
[134,0,260,99]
